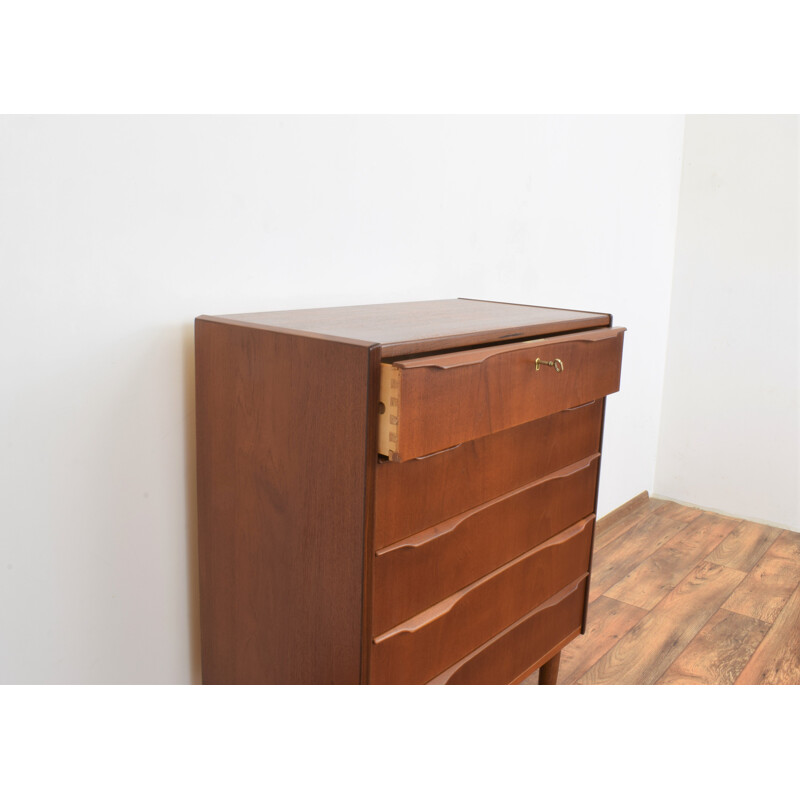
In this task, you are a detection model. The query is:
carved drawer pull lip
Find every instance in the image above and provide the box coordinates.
[426,575,587,685]
[393,327,625,371]
[414,442,463,460]
[565,400,595,411]
[375,453,600,556]
[373,514,594,644]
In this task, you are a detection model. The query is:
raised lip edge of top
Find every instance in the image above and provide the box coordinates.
[195,298,613,357]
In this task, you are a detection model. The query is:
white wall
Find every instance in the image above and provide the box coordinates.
[0,115,684,683]
[655,116,799,531]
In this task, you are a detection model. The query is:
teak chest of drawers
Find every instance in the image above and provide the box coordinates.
[195,299,625,684]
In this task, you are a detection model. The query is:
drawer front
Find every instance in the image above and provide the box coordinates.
[372,454,599,634]
[428,576,587,685]
[369,515,594,684]
[374,399,603,549]
[378,326,624,461]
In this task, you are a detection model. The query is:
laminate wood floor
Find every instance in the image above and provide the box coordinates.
[522,495,800,685]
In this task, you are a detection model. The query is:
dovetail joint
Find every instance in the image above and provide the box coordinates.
[378,363,401,459]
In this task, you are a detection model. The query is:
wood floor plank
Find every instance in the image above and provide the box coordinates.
[656,609,770,685]
[555,596,648,685]
[577,561,745,685]
[595,491,649,535]
[588,506,703,602]
[721,530,800,623]
[594,498,665,552]
[652,500,706,522]
[604,512,740,610]
[736,582,800,685]
[706,521,783,572]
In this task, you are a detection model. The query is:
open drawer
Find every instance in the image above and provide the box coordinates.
[378,326,625,461]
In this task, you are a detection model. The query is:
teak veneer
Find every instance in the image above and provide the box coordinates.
[195,298,625,684]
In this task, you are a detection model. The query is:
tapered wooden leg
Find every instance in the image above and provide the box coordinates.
[538,652,561,685]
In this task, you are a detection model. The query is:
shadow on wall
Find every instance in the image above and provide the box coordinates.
[184,322,202,683]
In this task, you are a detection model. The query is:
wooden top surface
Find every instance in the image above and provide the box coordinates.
[203,298,611,357]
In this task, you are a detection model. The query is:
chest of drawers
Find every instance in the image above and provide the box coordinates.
[195,299,624,684]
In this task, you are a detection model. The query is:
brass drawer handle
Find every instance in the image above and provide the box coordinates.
[535,357,564,373]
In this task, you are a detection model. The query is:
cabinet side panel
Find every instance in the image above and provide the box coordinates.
[195,319,371,683]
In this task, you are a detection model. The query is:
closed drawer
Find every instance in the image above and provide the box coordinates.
[372,454,599,634]
[378,326,624,461]
[374,399,603,549]
[428,576,586,685]
[369,515,594,684]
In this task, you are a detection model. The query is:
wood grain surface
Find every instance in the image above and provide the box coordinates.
[374,400,603,548]
[195,318,372,684]
[604,512,739,610]
[371,517,593,684]
[197,299,620,685]
[428,577,585,685]
[705,520,783,572]
[587,505,703,602]
[736,582,800,684]
[381,327,624,460]
[657,609,770,685]
[372,455,599,633]
[593,491,651,545]
[555,595,648,685]
[538,652,562,685]
[722,530,800,623]
[523,496,800,686]
[592,498,667,552]
[653,501,707,522]
[213,298,611,357]
[577,561,745,684]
